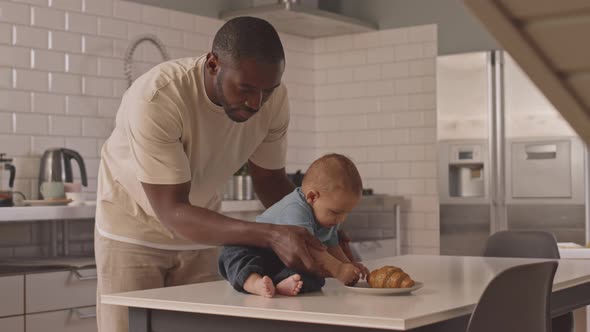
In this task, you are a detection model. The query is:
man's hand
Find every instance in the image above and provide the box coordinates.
[270,225,329,277]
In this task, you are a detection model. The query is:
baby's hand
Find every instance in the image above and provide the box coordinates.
[336,263,360,286]
[352,262,370,280]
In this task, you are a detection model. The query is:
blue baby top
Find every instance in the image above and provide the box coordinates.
[255,187,339,247]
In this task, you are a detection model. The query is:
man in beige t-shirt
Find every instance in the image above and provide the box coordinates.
[95,17,326,332]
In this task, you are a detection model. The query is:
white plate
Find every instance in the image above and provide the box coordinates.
[23,199,72,206]
[345,281,424,295]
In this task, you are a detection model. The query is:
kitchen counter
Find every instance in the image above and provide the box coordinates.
[103,255,590,331]
[0,200,266,223]
[0,256,95,276]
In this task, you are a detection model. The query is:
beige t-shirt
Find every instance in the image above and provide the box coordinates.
[95,55,289,250]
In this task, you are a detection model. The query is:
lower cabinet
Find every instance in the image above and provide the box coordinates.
[26,306,97,332]
[0,315,25,332]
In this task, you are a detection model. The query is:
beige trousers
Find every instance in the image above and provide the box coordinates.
[95,230,221,332]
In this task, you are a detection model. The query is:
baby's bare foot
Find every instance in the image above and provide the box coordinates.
[276,274,303,296]
[244,275,275,298]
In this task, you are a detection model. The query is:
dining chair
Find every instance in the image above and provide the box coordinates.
[483,230,573,332]
[466,261,558,332]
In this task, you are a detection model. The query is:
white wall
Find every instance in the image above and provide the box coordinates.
[312,26,439,254]
[0,0,438,254]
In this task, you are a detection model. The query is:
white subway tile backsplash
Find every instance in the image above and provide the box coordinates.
[422,76,435,92]
[66,95,97,115]
[396,145,426,161]
[127,22,157,39]
[49,115,81,136]
[366,146,396,163]
[141,5,169,27]
[339,50,366,66]
[14,69,48,91]
[365,80,394,97]
[357,163,382,179]
[51,0,82,11]
[380,28,409,45]
[0,22,11,43]
[408,25,437,42]
[83,0,113,17]
[338,114,367,130]
[169,10,193,31]
[13,25,47,48]
[423,42,437,57]
[408,93,435,110]
[314,53,339,69]
[410,161,437,178]
[382,162,411,177]
[423,111,436,126]
[395,44,424,61]
[51,30,82,52]
[82,117,113,137]
[325,68,353,83]
[381,128,410,145]
[50,72,81,94]
[0,45,30,67]
[97,57,124,78]
[193,15,223,36]
[397,179,425,195]
[182,32,208,51]
[82,35,112,56]
[32,92,65,114]
[394,112,423,128]
[352,65,380,81]
[0,89,30,112]
[395,77,423,94]
[98,17,127,39]
[381,62,409,79]
[0,1,30,24]
[0,112,12,133]
[65,136,97,157]
[367,47,394,64]
[31,6,65,30]
[408,196,438,213]
[367,113,394,129]
[410,128,436,144]
[14,113,47,134]
[66,53,98,75]
[32,49,65,71]
[409,59,435,76]
[352,31,381,49]
[83,76,111,96]
[324,35,353,52]
[113,0,141,22]
[67,12,97,34]
[12,0,45,6]
[112,78,127,97]
[0,134,30,156]
[97,98,120,117]
[156,27,183,48]
[0,67,11,88]
[365,179,396,195]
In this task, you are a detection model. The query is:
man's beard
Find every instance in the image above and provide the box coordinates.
[216,70,258,123]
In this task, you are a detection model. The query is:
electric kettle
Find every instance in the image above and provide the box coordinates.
[0,153,16,207]
[38,148,88,199]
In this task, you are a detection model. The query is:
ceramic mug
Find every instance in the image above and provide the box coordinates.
[40,181,65,200]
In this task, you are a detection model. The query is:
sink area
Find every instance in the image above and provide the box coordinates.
[0,256,95,276]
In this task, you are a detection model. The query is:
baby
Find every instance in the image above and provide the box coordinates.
[218,153,369,297]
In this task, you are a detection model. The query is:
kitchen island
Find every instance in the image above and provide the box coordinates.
[102,255,590,331]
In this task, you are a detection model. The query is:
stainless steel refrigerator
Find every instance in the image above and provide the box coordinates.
[437,51,587,256]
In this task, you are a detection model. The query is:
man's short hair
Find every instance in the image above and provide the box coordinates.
[212,16,285,65]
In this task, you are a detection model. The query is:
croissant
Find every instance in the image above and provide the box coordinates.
[367,266,415,288]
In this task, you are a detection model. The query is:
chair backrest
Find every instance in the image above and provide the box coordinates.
[483,230,561,259]
[467,261,558,332]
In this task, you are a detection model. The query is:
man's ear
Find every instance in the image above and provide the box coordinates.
[205,52,220,74]
[305,190,320,205]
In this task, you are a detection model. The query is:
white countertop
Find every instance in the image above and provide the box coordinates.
[0,200,267,222]
[102,255,590,330]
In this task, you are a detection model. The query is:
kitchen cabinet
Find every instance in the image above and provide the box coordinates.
[0,316,24,332]
[0,266,97,332]
[26,268,97,313]
[0,275,24,317]
[26,306,96,332]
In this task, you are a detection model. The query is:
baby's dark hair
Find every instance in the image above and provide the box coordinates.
[302,154,363,195]
[212,16,285,65]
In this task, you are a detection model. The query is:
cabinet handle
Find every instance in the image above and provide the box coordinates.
[72,269,97,281]
[71,307,97,319]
